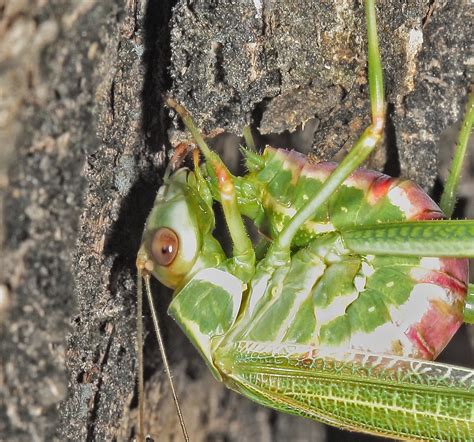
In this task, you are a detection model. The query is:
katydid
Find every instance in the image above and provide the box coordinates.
[136,0,474,440]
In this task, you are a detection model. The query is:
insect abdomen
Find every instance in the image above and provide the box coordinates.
[254,147,445,244]
[236,147,468,360]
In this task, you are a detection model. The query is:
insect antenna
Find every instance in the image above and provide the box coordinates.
[137,271,190,442]
[136,274,145,441]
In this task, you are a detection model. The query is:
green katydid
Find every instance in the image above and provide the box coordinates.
[136,0,474,440]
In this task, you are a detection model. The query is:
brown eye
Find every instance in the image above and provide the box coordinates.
[151,228,179,266]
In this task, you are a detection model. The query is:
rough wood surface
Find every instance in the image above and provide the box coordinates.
[1,1,472,441]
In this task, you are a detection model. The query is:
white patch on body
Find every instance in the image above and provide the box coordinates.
[361,261,375,277]
[410,261,444,283]
[195,268,243,298]
[305,220,336,234]
[279,205,297,217]
[419,257,442,271]
[389,283,440,326]
[275,262,325,342]
[387,186,417,217]
[354,275,366,292]
[247,274,272,316]
[349,322,415,356]
[329,283,446,357]
[301,168,331,181]
[313,290,360,344]
[315,291,359,327]
[353,259,374,292]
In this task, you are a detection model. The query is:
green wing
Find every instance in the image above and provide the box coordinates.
[216,341,474,441]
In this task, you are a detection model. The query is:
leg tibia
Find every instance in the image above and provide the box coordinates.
[166,97,255,282]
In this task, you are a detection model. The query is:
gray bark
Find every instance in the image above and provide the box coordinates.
[1,1,472,441]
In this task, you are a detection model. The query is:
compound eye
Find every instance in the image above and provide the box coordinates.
[151,228,179,267]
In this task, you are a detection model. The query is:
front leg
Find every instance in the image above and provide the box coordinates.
[166,97,256,282]
[274,0,385,252]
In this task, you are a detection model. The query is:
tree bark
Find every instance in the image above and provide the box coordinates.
[1,1,472,441]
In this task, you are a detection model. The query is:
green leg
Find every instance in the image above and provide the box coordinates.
[340,90,474,258]
[274,0,385,251]
[465,284,474,324]
[165,98,255,282]
[440,92,474,218]
[342,219,474,257]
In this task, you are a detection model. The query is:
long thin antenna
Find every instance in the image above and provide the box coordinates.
[136,274,145,441]
[143,274,190,442]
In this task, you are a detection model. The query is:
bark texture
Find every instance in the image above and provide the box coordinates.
[1,1,472,441]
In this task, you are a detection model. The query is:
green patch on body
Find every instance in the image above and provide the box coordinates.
[312,260,360,308]
[174,280,234,335]
[283,296,317,343]
[319,255,420,346]
[313,260,360,345]
[357,196,406,225]
[267,168,294,206]
[366,265,415,306]
[257,151,286,184]
[347,288,391,332]
[329,185,371,229]
[234,148,425,349]
[246,247,325,343]
[168,268,243,374]
[231,226,424,350]
[293,175,329,221]
[267,208,289,239]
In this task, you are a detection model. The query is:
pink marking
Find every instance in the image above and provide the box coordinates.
[405,327,434,359]
[406,300,463,359]
[407,259,468,359]
[343,168,380,193]
[396,180,441,220]
[262,149,469,362]
[269,148,333,174]
[266,150,447,224]
[301,161,337,181]
[367,175,398,205]
[286,150,307,169]
[281,152,442,218]
[412,210,444,221]
[270,149,306,182]
[272,148,306,169]
[440,257,469,283]
[413,268,467,301]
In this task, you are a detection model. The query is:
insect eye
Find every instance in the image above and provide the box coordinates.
[151,228,179,267]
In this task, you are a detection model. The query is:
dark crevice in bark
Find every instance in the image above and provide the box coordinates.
[383,102,401,177]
